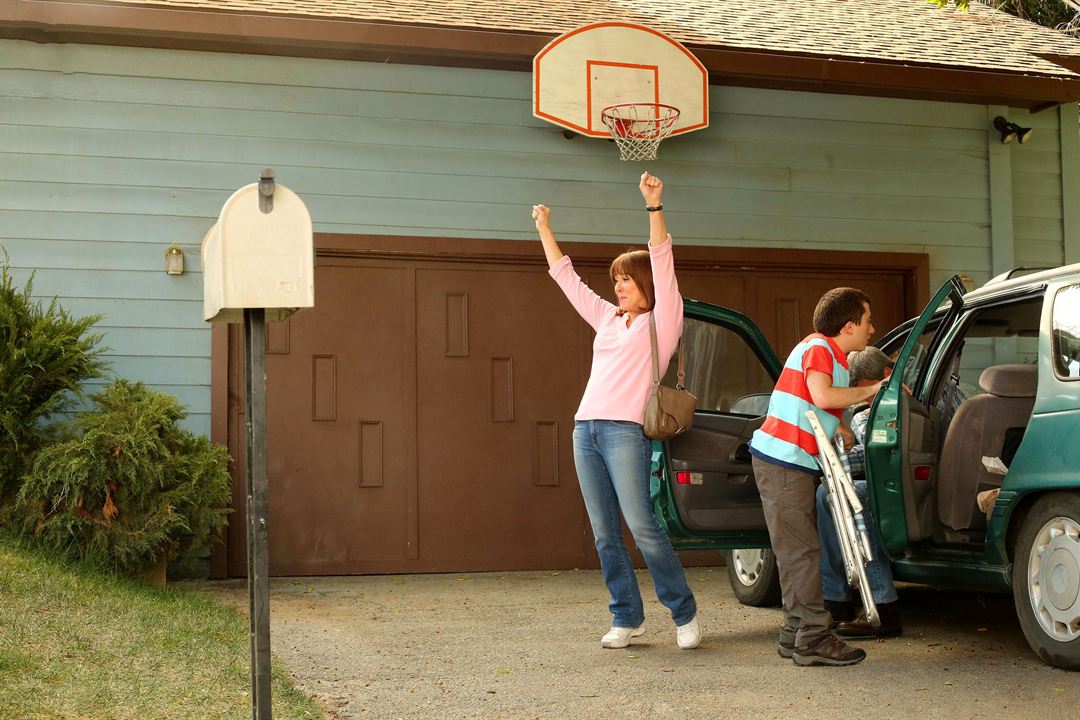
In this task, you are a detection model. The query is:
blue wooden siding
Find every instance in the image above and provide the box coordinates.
[1010,108,1064,270]
[1,39,1075,436]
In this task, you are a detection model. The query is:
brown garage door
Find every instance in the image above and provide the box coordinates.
[218,236,925,577]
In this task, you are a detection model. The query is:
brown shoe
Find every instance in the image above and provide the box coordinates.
[824,599,857,623]
[792,634,866,666]
[835,602,902,639]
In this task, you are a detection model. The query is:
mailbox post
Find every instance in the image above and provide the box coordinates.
[244,305,270,719]
[202,170,314,720]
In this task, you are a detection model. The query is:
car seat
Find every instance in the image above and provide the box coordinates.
[936,364,1038,531]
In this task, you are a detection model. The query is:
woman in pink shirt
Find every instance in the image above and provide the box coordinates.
[532,172,700,650]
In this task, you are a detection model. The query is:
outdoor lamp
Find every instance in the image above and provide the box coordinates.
[165,244,185,275]
[993,116,1033,145]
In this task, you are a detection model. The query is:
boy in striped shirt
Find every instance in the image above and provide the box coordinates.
[749,287,883,666]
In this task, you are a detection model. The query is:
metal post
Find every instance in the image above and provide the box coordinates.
[244,307,272,720]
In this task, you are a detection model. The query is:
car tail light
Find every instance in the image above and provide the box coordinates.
[676,471,691,485]
[914,466,932,481]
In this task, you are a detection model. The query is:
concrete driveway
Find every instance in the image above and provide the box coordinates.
[203,568,1079,719]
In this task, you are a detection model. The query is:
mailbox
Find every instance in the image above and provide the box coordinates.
[202,179,314,323]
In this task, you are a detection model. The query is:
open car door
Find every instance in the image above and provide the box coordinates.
[652,300,782,550]
[864,276,966,554]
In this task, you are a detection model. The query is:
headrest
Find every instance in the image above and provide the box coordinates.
[979,364,1038,398]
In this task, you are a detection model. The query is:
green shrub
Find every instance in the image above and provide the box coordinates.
[15,380,232,576]
[0,261,106,499]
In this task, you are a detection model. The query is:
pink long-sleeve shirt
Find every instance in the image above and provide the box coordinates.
[548,236,684,424]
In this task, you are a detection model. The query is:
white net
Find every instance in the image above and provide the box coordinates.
[600,103,681,162]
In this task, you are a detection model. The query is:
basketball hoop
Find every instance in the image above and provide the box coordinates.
[600,103,681,162]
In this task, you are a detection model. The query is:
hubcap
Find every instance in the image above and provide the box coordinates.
[731,548,765,587]
[1027,516,1080,643]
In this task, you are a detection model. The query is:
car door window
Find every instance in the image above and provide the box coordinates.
[1052,284,1080,381]
[884,277,965,404]
[900,302,953,395]
[662,317,774,413]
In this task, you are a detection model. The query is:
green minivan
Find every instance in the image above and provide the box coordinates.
[653,265,1080,671]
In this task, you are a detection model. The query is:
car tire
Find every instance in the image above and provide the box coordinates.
[725,548,781,607]
[1011,492,1080,671]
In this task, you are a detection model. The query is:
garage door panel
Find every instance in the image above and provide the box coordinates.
[752,273,906,355]
[262,264,413,572]
[416,267,593,570]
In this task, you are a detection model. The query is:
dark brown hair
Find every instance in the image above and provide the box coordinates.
[609,250,655,314]
[812,287,870,337]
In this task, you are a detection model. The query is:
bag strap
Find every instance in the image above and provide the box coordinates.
[648,312,686,390]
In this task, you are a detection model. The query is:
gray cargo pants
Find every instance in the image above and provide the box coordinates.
[751,456,832,649]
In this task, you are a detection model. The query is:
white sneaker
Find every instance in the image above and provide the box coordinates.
[601,624,645,649]
[676,614,702,650]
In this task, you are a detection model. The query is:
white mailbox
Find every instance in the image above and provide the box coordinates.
[202,177,314,323]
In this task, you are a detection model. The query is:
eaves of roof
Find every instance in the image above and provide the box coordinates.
[2,0,1080,110]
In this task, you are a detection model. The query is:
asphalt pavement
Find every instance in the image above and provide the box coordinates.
[202,567,1080,719]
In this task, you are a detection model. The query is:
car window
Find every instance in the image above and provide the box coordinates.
[663,317,775,413]
[900,296,953,393]
[1052,284,1080,381]
[927,296,1043,414]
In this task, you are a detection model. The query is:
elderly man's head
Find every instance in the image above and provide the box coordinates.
[848,346,894,387]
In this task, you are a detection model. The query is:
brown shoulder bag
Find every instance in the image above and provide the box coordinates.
[643,313,696,441]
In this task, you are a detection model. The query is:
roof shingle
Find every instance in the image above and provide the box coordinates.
[89,0,1080,78]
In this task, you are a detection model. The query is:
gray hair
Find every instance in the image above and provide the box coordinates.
[848,346,894,385]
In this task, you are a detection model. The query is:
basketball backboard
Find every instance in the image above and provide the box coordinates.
[533,22,709,138]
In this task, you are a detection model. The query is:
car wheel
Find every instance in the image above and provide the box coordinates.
[726,548,781,607]
[1012,492,1080,671]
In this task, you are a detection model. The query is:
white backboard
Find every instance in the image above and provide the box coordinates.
[533,22,709,137]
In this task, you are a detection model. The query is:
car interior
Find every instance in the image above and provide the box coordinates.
[897,294,1044,548]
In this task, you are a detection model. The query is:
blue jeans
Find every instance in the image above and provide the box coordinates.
[573,420,697,628]
[816,481,898,604]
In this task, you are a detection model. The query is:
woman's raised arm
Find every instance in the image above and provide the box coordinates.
[532,204,564,269]
[640,172,667,247]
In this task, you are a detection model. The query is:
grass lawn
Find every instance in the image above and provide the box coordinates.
[0,536,326,720]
